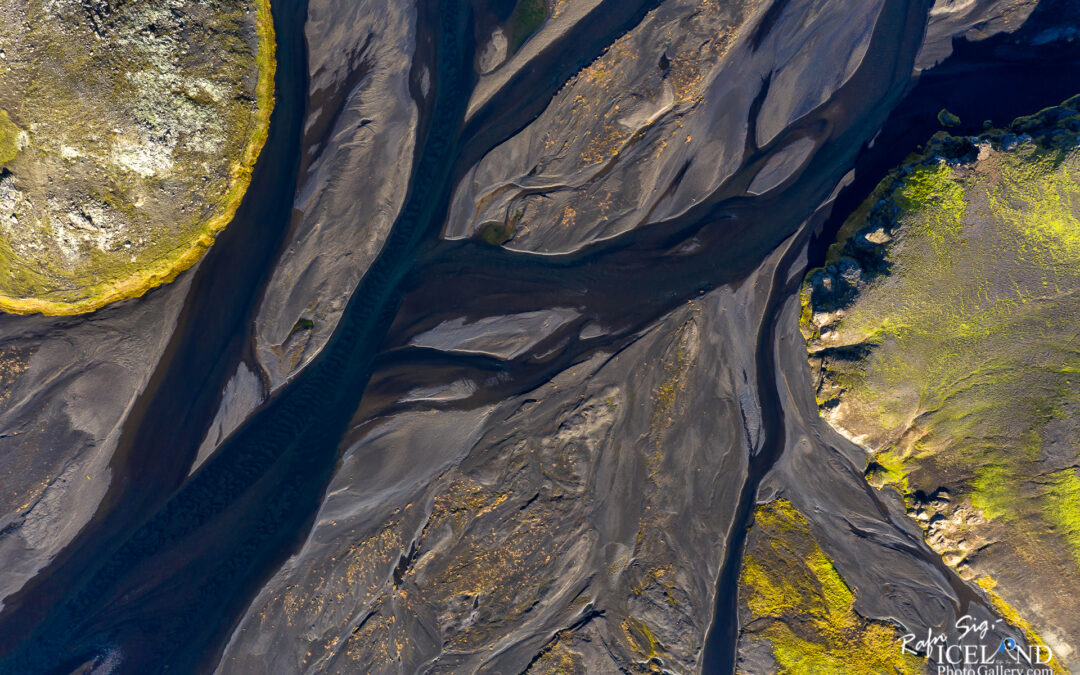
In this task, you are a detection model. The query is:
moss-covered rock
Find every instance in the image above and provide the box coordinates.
[0,0,275,314]
[937,108,961,128]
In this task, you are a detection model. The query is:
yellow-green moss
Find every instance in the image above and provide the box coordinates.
[739,499,924,674]
[893,161,966,258]
[798,284,818,340]
[970,464,1014,522]
[1043,470,1080,568]
[766,622,913,675]
[808,141,1080,554]
[867,448,910,496]
[0,110,20,166]
[622,617,663,661]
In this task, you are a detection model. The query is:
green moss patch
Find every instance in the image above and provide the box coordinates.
[738,499,923,674]
[508,0,549,52]
[1043,470,1080,568]
[0,110,20,166]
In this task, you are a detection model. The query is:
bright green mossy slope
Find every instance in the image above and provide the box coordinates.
[809,132,1080,562]
[802,98,1080,666]
[738,499,923,674]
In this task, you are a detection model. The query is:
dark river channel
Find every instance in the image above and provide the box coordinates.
[2,0,1080,673]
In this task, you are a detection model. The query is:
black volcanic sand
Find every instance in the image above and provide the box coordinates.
[0,0,1080,673]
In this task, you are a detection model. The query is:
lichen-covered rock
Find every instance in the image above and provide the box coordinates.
[0,0,274,314]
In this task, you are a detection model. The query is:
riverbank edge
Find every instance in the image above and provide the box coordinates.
[797,96,1080,675]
